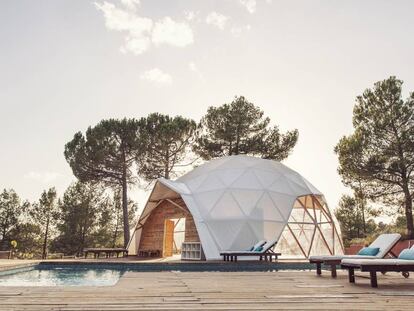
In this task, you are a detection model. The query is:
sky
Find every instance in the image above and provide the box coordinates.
[1,0,414,215]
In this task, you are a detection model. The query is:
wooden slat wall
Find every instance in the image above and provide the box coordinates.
[138,199,200,255]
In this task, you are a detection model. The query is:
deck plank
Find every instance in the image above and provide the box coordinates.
[0,271,413,310]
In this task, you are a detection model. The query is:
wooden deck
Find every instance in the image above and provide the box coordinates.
[1,270,414,310]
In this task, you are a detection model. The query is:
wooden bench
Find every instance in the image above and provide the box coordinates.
[0,250,11,259]
[83,248,128,259]
[138,250,161,258]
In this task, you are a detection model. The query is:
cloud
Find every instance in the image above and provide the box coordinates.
[184,10,197,21]
[152,17,194,47]
[205,12,229,30]
[189,62,198,72]
[120,0,140,11]
[231,24,252,37]
[188,62,204,80]
[95,1,194,55]
[239,0,257,14]
[24,171,62,184]
[140,68,172,85]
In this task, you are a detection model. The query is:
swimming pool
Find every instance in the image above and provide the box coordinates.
[0,265,124,286]
[0,262,314,286]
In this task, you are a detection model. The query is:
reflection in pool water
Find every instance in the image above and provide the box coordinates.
[0,266,123,286]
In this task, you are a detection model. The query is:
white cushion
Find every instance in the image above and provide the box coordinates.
[342,258,414,266]
[310,233,401,262]
[262,239,277,252]
[369,233,401,258]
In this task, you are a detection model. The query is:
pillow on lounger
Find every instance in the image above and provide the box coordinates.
[398,248,414,260]
[358,247,380,256]
[254,246,263,252]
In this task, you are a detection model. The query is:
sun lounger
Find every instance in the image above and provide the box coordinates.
[220,239,280,262]
[309,233,401,277]
[341,245,414,287]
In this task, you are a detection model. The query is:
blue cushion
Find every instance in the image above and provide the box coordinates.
[254,246,263,252]
[357,247,380,256]
[398,248,414,260]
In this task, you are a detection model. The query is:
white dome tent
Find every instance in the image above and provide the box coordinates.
[129,155,344,260]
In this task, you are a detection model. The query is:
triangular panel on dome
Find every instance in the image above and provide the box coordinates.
[208,192,245,220]
[268,191,296,221]
[193,190,225,217]
[249,220,285,242]
[275,228,306,257]
[231,169,264,190]
[267,177,296,195]
[231,189,264,216]
[184,173,209,192]
[206,219,245,250]
[289,205,315,225]
[250,192,285,222]
[308,228,333,256]
[196,173,226,192]
[286,177,311,196]
[252,169,280,189]
[214,156,253,170]
[230,222,258,250]
[215,168,246,187]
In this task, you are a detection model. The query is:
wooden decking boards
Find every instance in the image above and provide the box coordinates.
[0,270,413,310]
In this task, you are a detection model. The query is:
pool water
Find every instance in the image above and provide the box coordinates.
[0,266,124,286]
[0,262,313,286]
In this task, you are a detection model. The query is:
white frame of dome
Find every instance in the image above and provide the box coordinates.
[128,155,344,260]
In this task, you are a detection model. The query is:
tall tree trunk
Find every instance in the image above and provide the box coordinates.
[42,217,50,259]
[164,149,170,179]
[122,167,130,248]
[361,202,366,236]
[112,206,120,248]
[403,186,414,239]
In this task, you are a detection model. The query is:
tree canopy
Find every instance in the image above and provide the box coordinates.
[139,113,197,180]
[64,118,147,246]
[30,188,58,259]
[0,189,28,250]
[335,76,414,238]
[52,182,111,255]
[335,194,377,247]
[194,96,298,160]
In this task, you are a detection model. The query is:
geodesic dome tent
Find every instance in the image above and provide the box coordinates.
[130,155,344,260]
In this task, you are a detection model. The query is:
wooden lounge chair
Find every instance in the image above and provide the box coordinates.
[341,251,414,288]
[83,248,128,259]
[309,233,401,277]
[220,239,280,262]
